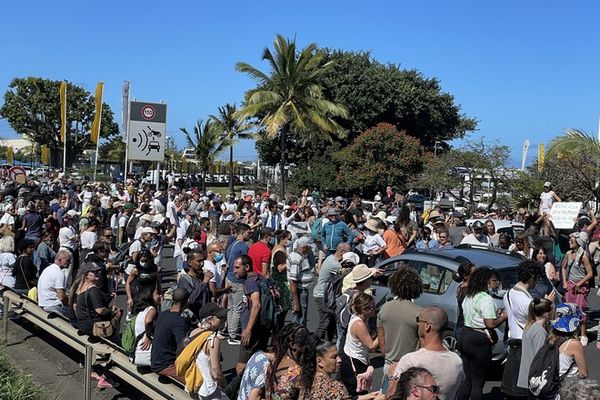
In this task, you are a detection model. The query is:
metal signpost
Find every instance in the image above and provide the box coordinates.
[127,101,167,162]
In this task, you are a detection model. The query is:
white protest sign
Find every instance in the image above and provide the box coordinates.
[549,202,582,230]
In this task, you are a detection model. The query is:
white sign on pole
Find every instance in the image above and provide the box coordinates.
[127,101,166,162]
[549,202,582,230]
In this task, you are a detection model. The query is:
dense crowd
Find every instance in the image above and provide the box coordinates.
[1,177,600,399]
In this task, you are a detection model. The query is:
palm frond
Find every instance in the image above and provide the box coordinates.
[547,128,600,158]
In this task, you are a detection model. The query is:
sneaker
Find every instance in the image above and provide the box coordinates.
[228,338,241,345]
[97,377,114,389]
[588,324,599,333]
[580,336,589,347]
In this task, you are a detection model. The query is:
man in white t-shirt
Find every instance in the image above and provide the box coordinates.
[174,211,194,272]
[204,242,231,300]
[460,221,491,248]
[389,307,463,400]
[37,249,73,319]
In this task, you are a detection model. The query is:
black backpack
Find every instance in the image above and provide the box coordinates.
[125,213,140,239]
[323,269,352,310]
[528,337,572,399]
[257,276,283,331]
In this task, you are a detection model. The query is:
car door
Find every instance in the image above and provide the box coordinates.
[406,259,458,325]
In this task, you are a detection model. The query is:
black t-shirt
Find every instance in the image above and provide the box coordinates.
[13,255,37,290]
[76,286,109,335]
[151,311,188,372]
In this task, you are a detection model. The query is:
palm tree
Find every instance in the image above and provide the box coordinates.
[180,119,230,191]
[547,128,600,158]
[235,34,348,198]
[209,103,253,194]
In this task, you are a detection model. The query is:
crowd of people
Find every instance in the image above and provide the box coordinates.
[1,177,600,399]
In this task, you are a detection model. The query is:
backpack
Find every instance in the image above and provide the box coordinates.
[161,273,194,312]
[125,213,140,239]
[121,314,138,353]
[528,337,572,399]
[257,277,283,331]
[335,290,354,329]
[113,240,137,273]
[323,269,352,310]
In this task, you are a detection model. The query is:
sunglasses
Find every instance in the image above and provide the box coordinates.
[416,316,431,324]
[416,385,440,395]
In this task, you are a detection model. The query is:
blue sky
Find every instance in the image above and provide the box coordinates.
[1,1,599,166]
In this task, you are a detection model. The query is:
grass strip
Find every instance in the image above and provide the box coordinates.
[0,344,53,400]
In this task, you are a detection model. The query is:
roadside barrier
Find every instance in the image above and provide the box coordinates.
[1,287,190,400]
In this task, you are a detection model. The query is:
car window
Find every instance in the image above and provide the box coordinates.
[372,260,410,287]
[408,260,452,294]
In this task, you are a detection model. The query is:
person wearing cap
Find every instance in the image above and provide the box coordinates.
[539,182,561,216]
[549,303,588,380]
[248,227,274,277]
[151,288,189,384]
[288,236,316,326]
[336,264,375,350]
[561,231,593,345]
[134,213,155,240]
[178,302,229,398]
[322,208,355,255]
[0,203,16,234]
[75,262,122,338]
[460,221,491,248]
[128,227,157,269]
[448,211,469,247]
[363,218,387,266]
[313,242,352,340]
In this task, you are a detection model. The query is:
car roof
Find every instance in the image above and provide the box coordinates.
[382,246,525,270]
[465,218,524,230]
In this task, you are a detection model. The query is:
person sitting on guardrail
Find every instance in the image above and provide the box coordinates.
[12,239,37,297]
[37,249,73,320]
[151,287,189,384]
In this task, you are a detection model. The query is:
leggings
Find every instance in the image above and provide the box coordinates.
[457,327,492,400]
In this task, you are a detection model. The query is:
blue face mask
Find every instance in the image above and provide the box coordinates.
[214,252,224,262]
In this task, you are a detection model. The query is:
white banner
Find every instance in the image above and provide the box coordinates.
[549,202,582,230]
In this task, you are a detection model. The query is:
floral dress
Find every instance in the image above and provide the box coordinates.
[305,372,350,400]
[268,364,301,400]
[271,248,291,311]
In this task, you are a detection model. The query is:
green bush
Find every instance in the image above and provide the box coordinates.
[0,345,52,400]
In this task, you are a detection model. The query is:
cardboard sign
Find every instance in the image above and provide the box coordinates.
[549,202,582,230]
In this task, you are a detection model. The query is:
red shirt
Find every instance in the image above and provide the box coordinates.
[248,241,272,276]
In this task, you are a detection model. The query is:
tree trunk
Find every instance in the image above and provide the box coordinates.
[279,130,286,200]
[229,144,234,194]
[202,169,207,192]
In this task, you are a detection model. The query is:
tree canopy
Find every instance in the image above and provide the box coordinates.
[0,77,119,167]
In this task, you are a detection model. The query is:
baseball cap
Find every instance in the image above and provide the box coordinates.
[296,236,312,248]
[341,252,360,265]
[198,303,228,320]
[544,181,551,187]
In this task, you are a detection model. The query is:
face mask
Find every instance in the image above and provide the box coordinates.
[139,261,149,269]
[214,252,224,262]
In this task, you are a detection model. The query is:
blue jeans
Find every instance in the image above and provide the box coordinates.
[292,287,309,327]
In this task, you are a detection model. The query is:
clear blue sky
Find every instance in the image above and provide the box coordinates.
[1,0,599,166]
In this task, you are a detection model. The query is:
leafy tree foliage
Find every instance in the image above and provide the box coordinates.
[180,120,230,191]
[335,123,426,195]
[319,50,477,148]
[99,136,125,161]
[412,140,510,211]
[209,103,253,193]
[236,34,348,197]
[0,77,119,167]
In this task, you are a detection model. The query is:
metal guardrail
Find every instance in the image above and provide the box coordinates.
[1,288,190,400]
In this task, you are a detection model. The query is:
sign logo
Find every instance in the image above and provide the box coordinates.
[141,105,155,120]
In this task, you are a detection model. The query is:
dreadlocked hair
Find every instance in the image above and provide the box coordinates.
[388,267,422,300]
[465,266,498,298]
[267,323,317,396]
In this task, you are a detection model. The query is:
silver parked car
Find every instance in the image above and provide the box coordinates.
[371,246,528,362]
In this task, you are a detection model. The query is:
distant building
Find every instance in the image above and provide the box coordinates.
[0,138,34,154]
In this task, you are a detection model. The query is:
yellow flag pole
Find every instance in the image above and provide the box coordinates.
[92,82,104,181]
[60,81,67,174]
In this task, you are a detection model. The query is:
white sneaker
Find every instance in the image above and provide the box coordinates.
[580,336,589,347]
[588,324,599,333]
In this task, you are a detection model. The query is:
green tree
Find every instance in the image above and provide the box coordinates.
[412,140,510,211]
[335,123,426,195]
[235,34,348,198]
[546,129,600,207]
[180,120,230,191]
[99,136,126,161]
[209,103,253,194]
[320,50,477,147]
[0,77,119,168]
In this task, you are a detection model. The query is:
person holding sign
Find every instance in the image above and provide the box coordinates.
[539,182,561,216]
